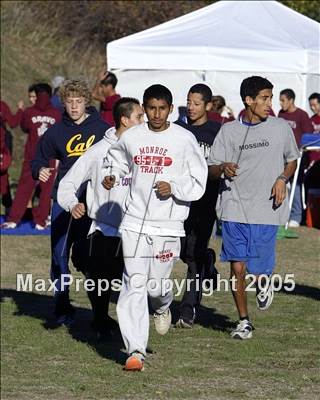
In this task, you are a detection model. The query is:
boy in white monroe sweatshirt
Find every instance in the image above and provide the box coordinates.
[57,97,144,338]
[102,84,208,371]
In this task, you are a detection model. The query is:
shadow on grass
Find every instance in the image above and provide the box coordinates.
[0,289,127,365]
[1,287,235,362]
[169,299,235,332]
[280,283,320,301]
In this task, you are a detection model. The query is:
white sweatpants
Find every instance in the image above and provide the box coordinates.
[117,229,181,356]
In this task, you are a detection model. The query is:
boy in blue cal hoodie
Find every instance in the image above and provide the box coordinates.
[31,80,110,326]
[57,98,144,337]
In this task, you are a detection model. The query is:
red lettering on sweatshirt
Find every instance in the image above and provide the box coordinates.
[139,146,168,156]
[134,155,172,166]
[155,249,174,263]
[134,147,172,174]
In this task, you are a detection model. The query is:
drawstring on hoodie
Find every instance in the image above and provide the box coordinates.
[146,235,153,245]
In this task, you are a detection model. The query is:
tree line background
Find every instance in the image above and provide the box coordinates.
[0,0,318,179]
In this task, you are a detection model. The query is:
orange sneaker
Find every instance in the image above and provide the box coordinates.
[124,352,145,372]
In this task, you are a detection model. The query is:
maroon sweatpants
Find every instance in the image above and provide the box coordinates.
[0,171,12,208]
[8,159,55,227]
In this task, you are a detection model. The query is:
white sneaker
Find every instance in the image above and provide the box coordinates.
[154,308,171,335]
[35,224,46,230]
[288,220,300,228]
[231,319,254,340]
[1,222,17,229]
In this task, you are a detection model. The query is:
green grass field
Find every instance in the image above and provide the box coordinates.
[1,228,319,400]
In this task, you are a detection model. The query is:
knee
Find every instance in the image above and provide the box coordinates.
[231,262,246,279]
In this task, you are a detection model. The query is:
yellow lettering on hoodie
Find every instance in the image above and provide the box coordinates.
[66,134,96,157]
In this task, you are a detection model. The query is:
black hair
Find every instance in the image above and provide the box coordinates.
[189,84,212,104]
[280,88,295,101]
[143,84,173,106]
[211,95,226,112]
[240,76,273,107]
[308,92,320,103]
[28,83,38,93]
[35,83,52,97]
[101,72,118,89]
[113,97,140,129]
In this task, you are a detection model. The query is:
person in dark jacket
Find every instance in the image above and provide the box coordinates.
[2,84,60,229]
[175,84,221,328]
[31,79,109,326]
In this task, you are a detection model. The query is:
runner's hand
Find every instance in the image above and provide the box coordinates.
[221,163,239,178]
[71,203,86,219]
[39,167,54,182]
[271,179,287,208]
[17,100,24,110]
[97,69,108,81]
[102,175,115,190]
[155,181,171,197]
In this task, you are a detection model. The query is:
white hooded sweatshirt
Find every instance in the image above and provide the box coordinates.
[102,122,208,236]
[57,127,131,236]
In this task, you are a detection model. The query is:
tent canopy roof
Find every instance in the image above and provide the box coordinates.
[107,1,320,73]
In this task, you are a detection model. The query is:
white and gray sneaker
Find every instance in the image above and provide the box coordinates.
[256,278,274,311]
[154,308,171,335]
[288,220,300,228]
[1,221,17,229]
[175,318,193,329]
[35,224,46,230]
[231,319,254,340]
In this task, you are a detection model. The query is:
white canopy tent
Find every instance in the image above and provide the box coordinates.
[107,0,320,121]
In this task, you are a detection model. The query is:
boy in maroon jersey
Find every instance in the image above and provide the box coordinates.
[305,93,320,192]
[207,95,235,125]
[278,89,313,146]
[1,84,61,229]
[278,88,313,227]
[309,93,320,133]
[92,70,121,126]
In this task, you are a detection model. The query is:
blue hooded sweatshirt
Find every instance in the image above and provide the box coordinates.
[31,106,109,200]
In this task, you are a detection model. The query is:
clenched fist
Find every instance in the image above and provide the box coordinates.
[155,181,172,198]
[102,175,116,190]
[221,163,239,178]
[71,203,86,219]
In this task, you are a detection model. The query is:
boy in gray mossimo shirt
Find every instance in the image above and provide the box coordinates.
[207,76,300,340]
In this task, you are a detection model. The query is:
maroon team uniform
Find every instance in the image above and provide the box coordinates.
[6,92,61,227]
[310,114,320,134]
[100,94,121,126]
[278,108,313,146]
[0,101,23,205]
[207,111,234,125]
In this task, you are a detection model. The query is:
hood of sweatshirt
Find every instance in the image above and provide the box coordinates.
[62,106,101,127]
[103,127,118,145]
[35,92,52,111]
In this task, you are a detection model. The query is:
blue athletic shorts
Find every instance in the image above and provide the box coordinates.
[220,221,278,275]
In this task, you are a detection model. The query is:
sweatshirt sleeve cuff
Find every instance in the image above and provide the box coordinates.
[67,200,79,213]
[169,180,178,198]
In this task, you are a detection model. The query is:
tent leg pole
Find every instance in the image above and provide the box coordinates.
[285,151,302,230]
